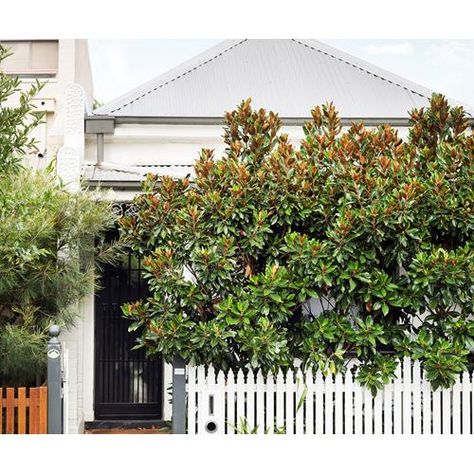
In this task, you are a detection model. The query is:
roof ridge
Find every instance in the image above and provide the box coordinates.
[291,39,429,102]
[108,39,248,114]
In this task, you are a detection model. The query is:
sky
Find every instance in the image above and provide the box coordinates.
[88,39,474,109]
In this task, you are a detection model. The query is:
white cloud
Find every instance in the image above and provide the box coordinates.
[363,41,415,56]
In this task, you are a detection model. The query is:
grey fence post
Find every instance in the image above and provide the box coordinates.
[172,354,186,434]
[47,325,62,434]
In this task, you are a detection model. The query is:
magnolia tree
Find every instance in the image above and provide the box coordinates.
[120,94,474,393]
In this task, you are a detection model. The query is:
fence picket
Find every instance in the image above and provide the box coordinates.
[0,388,2,433]
[38,387,48,434]
[315,371,324,435]
[412,360,421,435]
[275,370,285,432]
[393,363,402,434]
[432,387,441,434]
[363,387,373,435]
[353,368,363,435]
[17,388,26,434]
[265,372,274,434]
[196,366,206,433]
[373,386,383,435]
[452,375,461,435]
[334,372,343,434]
[214,371,225,434]
[402,357,412,434]
[187,366,196,434]
[471,371,474,436]
[442,388,451,435]
[226,369,236,434]
[462,372,470,435]
[256,370,265,434]
[295,369,305,434]
[344,367,354,435]
[246,370,255,432]
[236,369,246,431]
[305,369,315,435]
[6,388,15,434]
[285,369,295,435]
[325,373,334,435]
[422,370,431,435]
[383,382,393,435]
[29,388,39,434]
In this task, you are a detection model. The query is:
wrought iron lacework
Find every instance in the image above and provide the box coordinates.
[112,202,139,219]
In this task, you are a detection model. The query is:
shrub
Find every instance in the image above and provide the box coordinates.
[0,45,116,386]
[119,94,474,393]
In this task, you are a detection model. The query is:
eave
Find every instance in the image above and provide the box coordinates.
[85,114,474,132]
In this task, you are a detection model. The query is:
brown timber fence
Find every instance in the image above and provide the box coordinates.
[0,387,48,434]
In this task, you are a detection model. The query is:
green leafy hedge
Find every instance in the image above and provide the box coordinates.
[119,94,474,393]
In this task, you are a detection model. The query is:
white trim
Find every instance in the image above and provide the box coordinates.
[81,290,95,422]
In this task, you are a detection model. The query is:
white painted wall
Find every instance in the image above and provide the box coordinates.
[2,40,93,171]
[85,122,410,168]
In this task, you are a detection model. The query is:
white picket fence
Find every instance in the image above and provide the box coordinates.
[186,357,474,435]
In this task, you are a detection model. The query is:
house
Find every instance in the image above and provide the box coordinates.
[18,39,474,433]
[0,39,93,170]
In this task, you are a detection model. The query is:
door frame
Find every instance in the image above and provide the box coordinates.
[92,225,164,421]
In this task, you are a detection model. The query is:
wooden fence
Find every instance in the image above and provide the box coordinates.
[0,387,48,434]
[187,357,474,435]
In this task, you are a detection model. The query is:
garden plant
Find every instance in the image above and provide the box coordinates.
[0,45,116,385]
[120,94,474,394]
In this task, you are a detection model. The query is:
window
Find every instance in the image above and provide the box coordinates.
[0,40,58,77]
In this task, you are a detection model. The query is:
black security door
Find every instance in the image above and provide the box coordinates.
[94,239,163,420]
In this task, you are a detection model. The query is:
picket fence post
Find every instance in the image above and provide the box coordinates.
[172,354,186,434]
[47,325,62,434]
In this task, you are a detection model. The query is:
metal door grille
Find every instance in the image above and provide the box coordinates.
[94,244,163,420]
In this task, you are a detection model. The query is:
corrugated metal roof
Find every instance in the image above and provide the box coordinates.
[83,164,194,187]
[95,39,473,119]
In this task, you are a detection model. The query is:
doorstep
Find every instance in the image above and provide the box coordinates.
[84,420,171,434]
